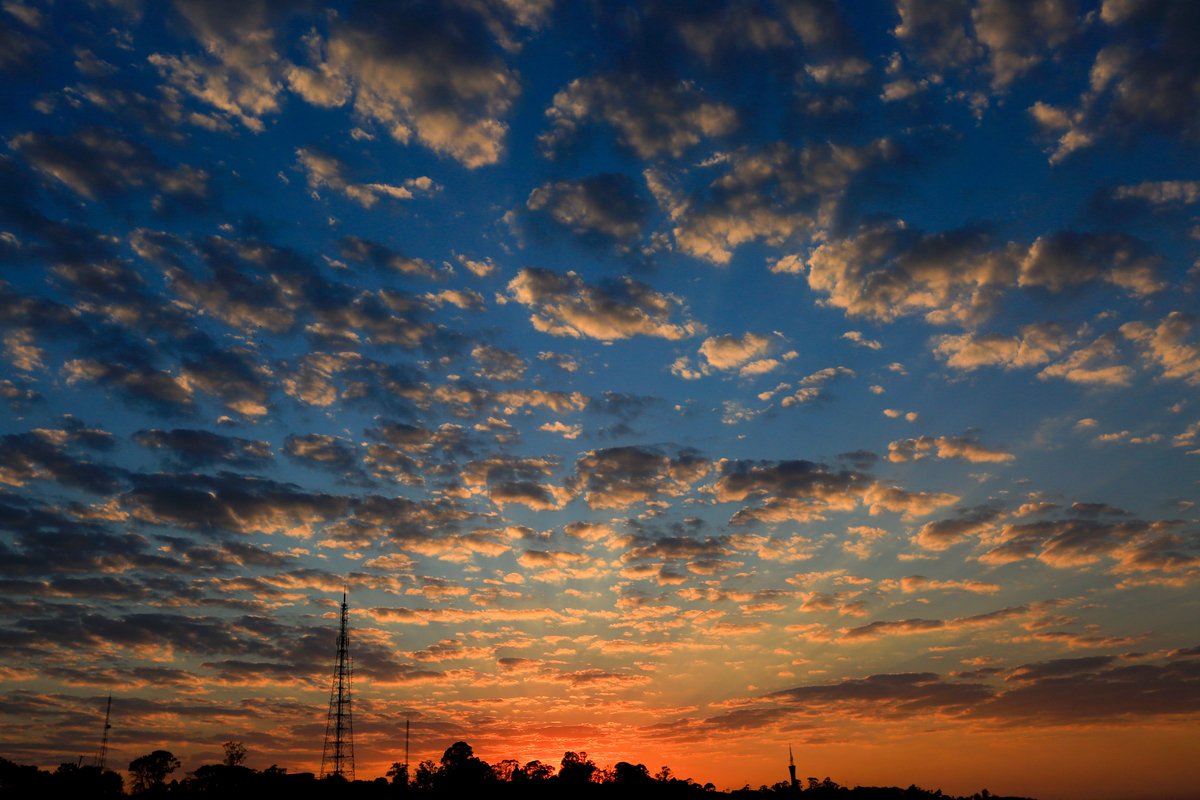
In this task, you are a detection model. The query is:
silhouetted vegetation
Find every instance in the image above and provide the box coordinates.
[0,742,1037,800]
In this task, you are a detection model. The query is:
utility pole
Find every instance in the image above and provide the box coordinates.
[320,591,355,780]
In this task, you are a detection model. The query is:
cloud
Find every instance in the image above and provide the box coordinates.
[914,505,1005,551]
[1121,312,1200,385]
[122,471,350,538]
[841,604,1032,641]
[1038,333,1134,386]
[671,3,790,62]
[1029,2,1200,161]
[540,73,737,159]
[0,379,40,410]
[803,221,1015,323]
[571,446,709,509]
[1018,231,1164,295]
[472,344,527,382]
[893,0,981,75]
[806,223,1163,326]
[933,323,1074,370]
[0,15,47,75]
[650,138,898,265]
[979,656,1200,723]
[296,147,436,208]
[979,516,1196,579]
[175,342,274,417]
[299,2,529,167]
[507,267,699,341]
[887,433,1014,464]
[842,330,882,349]
[935,324,1136,387]
[779,366,855,407]
[883,574,1001,594]
[1109,179,1200,206]
[540,421,582,440]
[0,429,122,494]
[283,433,362,478]
[134,428,272,469]
[705,652,1200,730]
[149,0,296,132]
[337,235,438,278]
[62,356,196,416]
[698,332,772,371]
[11,128,208,204]
[457,455,570,510]
[971,0,1080,88]
[711,459,957,525]
[526,174,648,243]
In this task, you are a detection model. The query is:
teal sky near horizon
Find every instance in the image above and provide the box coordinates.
[0,1,1198,798]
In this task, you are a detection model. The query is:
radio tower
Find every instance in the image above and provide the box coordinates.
[95,694,112,770]
[320,591,355,780]
[788,744,797,790]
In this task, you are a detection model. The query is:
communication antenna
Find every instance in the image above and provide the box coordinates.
[788,744,797,789]
[320,591,355,780]
[95,694,112,770]
[404,718,410,780]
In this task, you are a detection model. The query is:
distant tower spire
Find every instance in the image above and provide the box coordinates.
[788,744,797,790]
[95,694,112,770]
[321,591,355,780]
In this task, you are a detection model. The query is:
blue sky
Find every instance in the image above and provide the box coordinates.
[1,1,1198,797]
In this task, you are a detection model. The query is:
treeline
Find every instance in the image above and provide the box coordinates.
[0,741,1034,800]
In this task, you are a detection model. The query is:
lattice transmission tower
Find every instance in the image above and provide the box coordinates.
[320,591,355,780]
[95,694,112,770]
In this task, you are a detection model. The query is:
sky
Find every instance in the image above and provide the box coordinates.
[0,0,1198,797]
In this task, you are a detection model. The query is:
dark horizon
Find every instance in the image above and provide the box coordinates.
[2,739,1039,800]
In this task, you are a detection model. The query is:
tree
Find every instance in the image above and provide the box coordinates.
[414,759,438,791]
[386,761,409,786]
[613,761,653,787]
[559,750,596,785]
[52,763,123,798]
[128,750,180,793]
[519,760,554,782]
[492,758,520,782]
[437,741,492,790]
[222,741,247,767]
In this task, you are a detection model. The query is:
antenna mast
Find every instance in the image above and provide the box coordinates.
[320,591,355,780]
[95,694,112,770]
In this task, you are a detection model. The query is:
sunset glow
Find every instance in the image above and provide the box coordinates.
[1,2,1198,798]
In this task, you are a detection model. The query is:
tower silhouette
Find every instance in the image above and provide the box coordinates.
[320,592,355,780]
[95,694,112,770]
[788,744,797,790]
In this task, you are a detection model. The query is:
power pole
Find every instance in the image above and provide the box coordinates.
[96,694,112,770]
[320,592,355,780]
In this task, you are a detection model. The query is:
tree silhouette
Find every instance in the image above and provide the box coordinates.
[0,740,1041,800]
[613,761,654,787]
[559,750,597,785]
[53,762,124,797]
[436,740,493,791]
[519,759,555,782]
[222,741,247,767]
[386,761,409,786]
[128,750,180,793]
